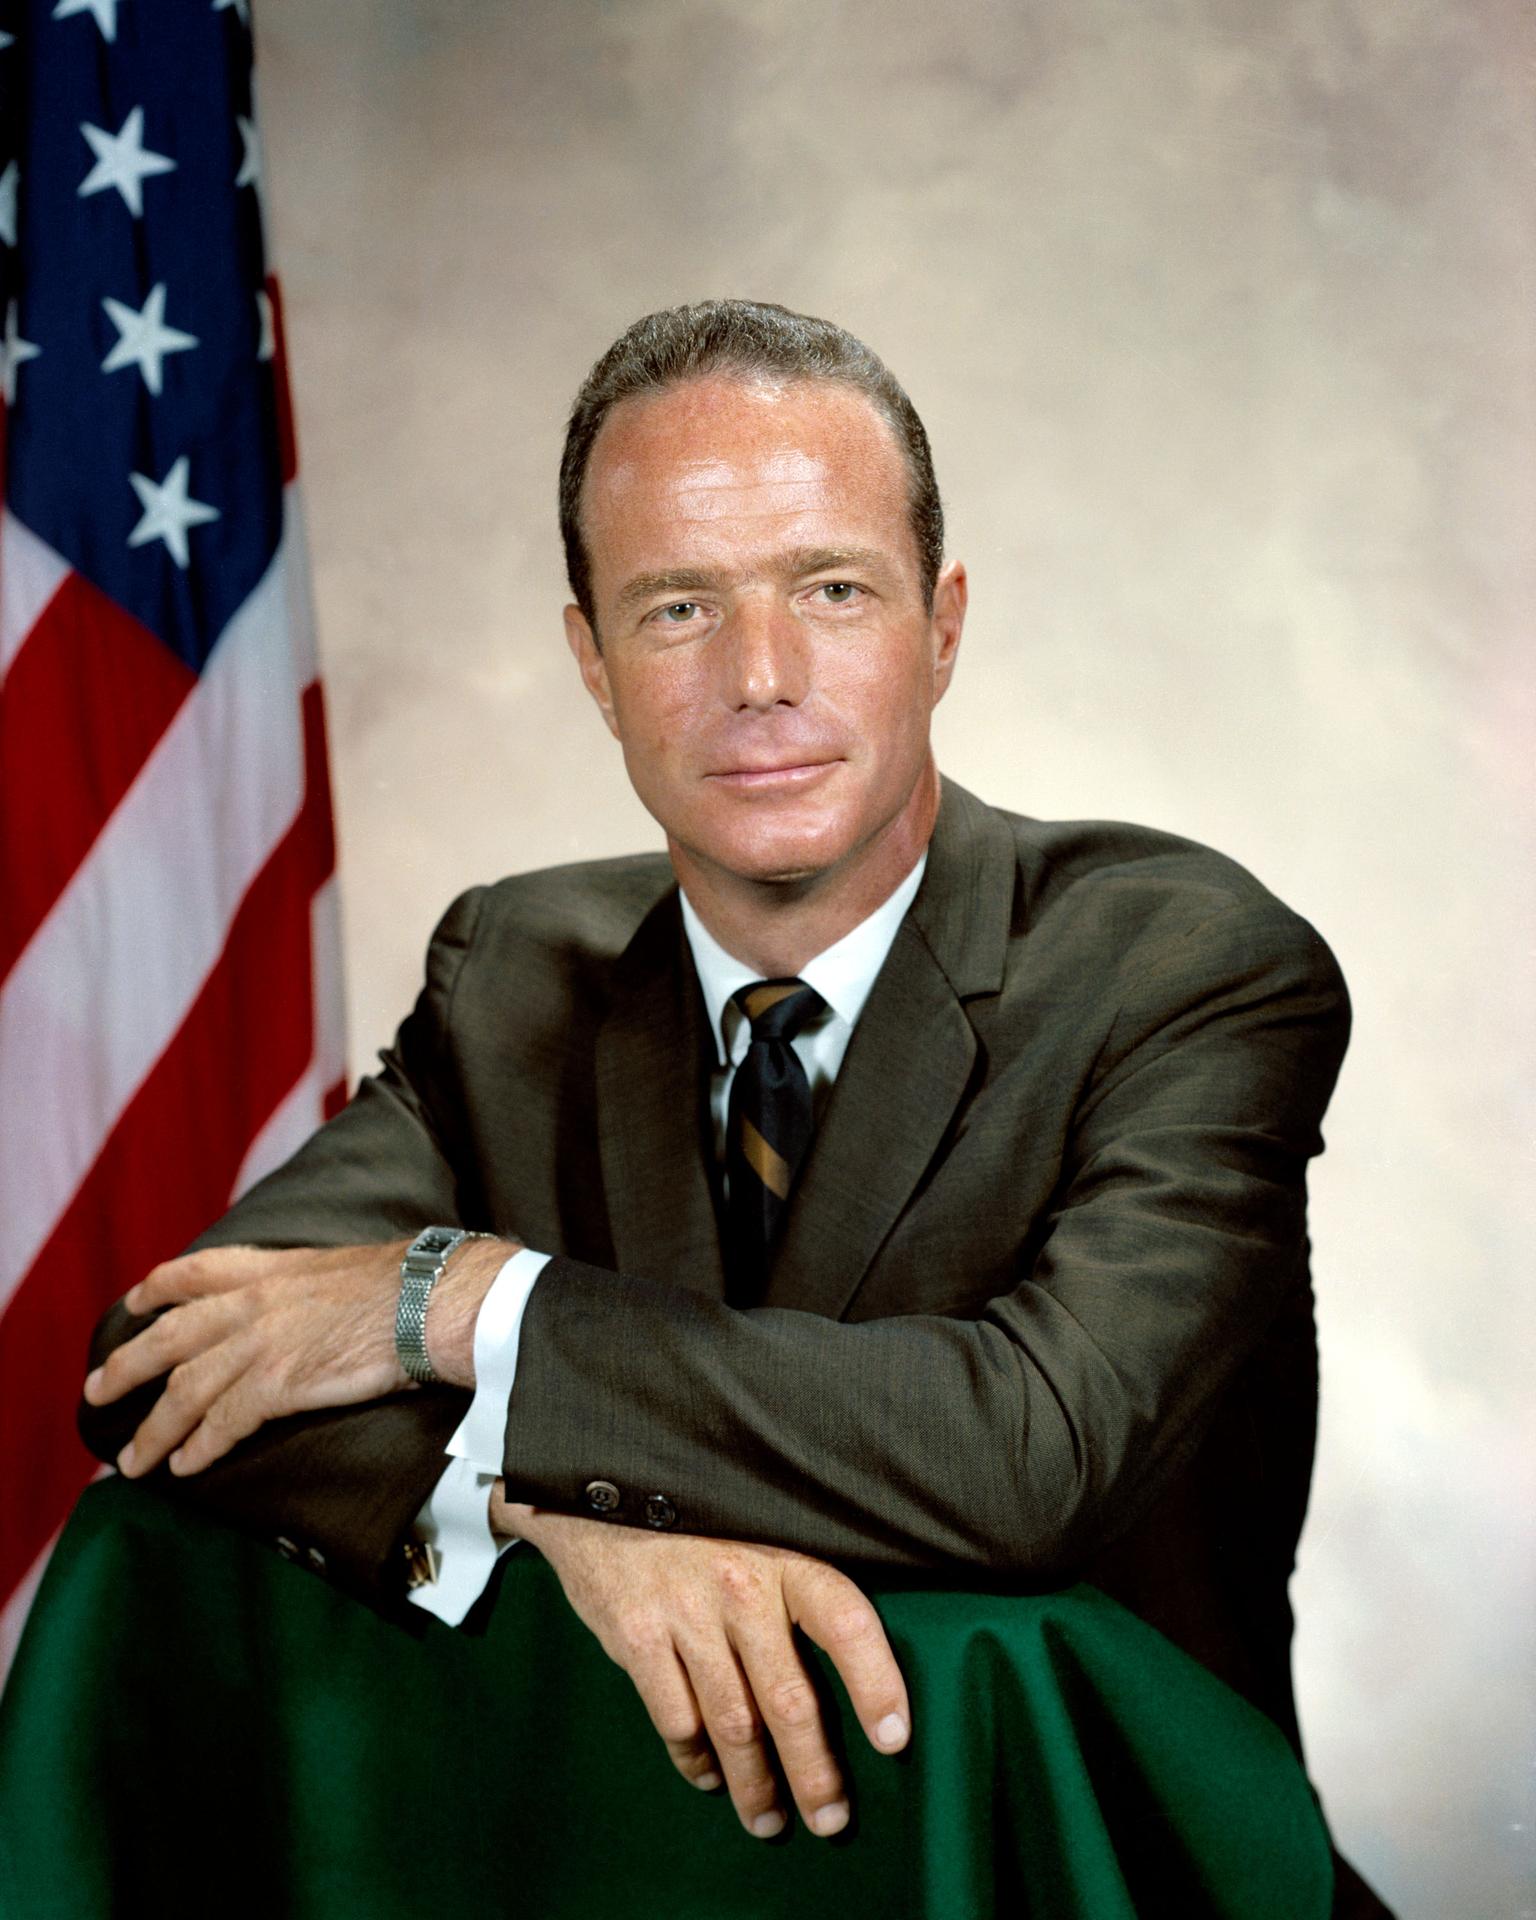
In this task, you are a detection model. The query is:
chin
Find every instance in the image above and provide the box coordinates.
[719,835,846,888]
[686,804,856,889]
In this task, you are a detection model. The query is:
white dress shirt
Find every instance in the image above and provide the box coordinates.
[408,854,927,1625]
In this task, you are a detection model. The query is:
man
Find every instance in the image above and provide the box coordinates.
[81,299,1387,1909]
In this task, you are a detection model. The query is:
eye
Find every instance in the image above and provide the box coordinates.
[815,581,861,605]
[657,601,700,622]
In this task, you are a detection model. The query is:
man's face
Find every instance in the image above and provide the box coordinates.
[564,374,966,897]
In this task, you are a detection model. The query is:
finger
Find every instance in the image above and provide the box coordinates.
[115,1337,252,1478]
[733,1619,850,1838]
[125,1245,264,1314]
[786,1563,910,1757]
[85,1297,232,1407]
[624,1644,722,1795]
[684,1643,787,1839]
[165,1372,276,1476]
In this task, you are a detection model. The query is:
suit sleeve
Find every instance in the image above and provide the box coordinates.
[75,889,488,1606]
[498,901,1350,1576]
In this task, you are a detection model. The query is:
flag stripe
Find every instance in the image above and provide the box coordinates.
[310,868,348,1096]
[0,572,196,984]
[232,878,347,1195]
[267,273,299,488]
[0,510,309,1317]
[0,510,71,681]
[0,681,334,1601]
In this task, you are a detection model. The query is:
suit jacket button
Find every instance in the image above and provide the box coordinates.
[644,1494,677,1530]
[584,1479,621,1514]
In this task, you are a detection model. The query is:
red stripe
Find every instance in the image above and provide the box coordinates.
[0,577,195,985]
[267,274,299,487]
[302,675,336,877]
[0,683,335,1606]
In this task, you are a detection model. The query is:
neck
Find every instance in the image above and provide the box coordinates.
[671,761,939,976]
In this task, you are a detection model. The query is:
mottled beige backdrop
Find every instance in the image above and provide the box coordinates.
[254,2,1534,1909]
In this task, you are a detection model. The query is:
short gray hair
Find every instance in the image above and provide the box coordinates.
[559,299,944,628]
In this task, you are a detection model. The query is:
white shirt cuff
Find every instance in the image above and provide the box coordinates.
[404,1245,552,1627]
[405,1456,514,1626]
[448,1246,551,1471]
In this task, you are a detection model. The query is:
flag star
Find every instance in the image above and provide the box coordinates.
[102,283,199,396]
[0,162,16,248]
[255,287,275,362]
[212,0,250,21]
[2,302,42,406]
[53,0,119,41]
[235,115,262,190]
[79,108,176,219]
[127,457,220,569]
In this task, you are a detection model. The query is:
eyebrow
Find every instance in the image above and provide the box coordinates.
[612,547,892,617]
[613,569,723,616]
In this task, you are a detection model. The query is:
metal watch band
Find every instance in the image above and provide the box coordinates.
[394,1226,486,1384]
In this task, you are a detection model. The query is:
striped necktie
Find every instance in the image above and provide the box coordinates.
[724,978,827,1305]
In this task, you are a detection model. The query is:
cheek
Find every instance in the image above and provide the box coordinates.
[611,656,711,762]
[826,646,934,758]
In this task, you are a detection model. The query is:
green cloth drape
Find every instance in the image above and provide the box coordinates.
[0,1479,1332,1918]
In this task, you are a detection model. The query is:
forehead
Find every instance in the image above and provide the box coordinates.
[580,375,913,582]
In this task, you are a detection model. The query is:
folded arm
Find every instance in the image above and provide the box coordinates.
[498,901,1349,1575]
[80,895,1348,1583]
[82,1238,491,1477]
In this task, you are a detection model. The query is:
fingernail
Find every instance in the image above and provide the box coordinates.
[810,1800,849,1837]
[169,1449,185,1475]
[694,1771,722,1792]
[751,1811,785,1839]
[84,1368,103,1401]
[875,1713,908,1749]
[116,1443,137,1476]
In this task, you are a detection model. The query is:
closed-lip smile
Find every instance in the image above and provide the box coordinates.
[706,759,840,788]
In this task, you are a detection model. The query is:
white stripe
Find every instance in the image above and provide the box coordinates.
[0,510,71,681]
[0,499,309,1316]
[231,1059,324,1201]
[310,871,347,1092]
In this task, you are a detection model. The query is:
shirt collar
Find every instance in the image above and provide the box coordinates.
[679,855,928,1066]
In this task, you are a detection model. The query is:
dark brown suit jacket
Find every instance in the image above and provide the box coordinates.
[83,777,1350,1762]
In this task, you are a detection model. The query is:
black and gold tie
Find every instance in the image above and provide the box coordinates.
[724,978,826,1305]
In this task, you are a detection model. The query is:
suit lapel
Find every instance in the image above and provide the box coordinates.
[595,892,727,1301]
[763,778,1020,1320]
[762,918,977,1318]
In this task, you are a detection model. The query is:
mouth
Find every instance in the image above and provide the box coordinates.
[704,759,841,791]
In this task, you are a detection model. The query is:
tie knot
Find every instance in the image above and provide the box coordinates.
[734,978,825,1043]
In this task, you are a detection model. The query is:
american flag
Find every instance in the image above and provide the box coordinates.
[0,0,345,1674]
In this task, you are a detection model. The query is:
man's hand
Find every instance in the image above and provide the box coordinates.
[82,1237,514,1478]
[500,1495,910,1841]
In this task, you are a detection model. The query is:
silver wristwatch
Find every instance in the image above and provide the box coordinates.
[395,1226,483,1384]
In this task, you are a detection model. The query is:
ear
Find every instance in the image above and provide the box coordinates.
[564,605,621,740]
[928,559,967,705]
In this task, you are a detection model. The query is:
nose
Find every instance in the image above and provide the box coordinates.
[721,595,808,712]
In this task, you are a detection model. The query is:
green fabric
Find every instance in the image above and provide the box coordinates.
[0,1480,1332,1919]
